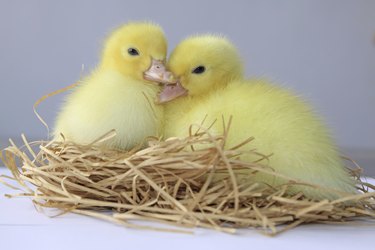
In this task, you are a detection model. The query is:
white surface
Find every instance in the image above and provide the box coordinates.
[1,167,374,250]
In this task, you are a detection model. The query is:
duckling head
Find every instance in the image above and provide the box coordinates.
[157,35,244,103]
[100,21,172,83]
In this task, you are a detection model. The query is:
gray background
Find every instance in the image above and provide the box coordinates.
[0,0,374,175]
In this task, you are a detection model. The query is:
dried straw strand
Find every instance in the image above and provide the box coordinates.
[1,126,375,235]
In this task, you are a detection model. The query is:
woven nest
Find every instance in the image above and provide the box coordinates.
[1,123,375,235]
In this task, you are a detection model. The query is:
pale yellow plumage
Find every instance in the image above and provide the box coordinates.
[54,22,167,150]
[161,35,357,200]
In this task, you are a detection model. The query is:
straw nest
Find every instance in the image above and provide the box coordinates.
[1,123,375,235]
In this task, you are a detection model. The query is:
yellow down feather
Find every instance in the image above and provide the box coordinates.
[54,22,166,149]
[164,35,356,200]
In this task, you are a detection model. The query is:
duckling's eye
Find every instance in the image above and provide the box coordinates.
[127,48,139,56]
[192,66,206,74]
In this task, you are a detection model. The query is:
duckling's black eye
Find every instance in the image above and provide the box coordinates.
[127,48,139,56]
[192,66,206,74]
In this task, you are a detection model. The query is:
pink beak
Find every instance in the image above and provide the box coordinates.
[143,59,176,85]
[143,59,188,103]
[157,81,188,103]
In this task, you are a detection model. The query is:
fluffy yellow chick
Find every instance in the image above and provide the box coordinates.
[157,35,357,200]
[54,22,172,150]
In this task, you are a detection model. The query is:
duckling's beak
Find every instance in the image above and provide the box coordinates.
[143,59,176,85]
[157,81,188,104]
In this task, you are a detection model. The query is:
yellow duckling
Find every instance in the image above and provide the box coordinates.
[157,35,356,200]
[54,22,173,150]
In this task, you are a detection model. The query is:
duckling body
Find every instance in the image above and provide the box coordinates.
[159,35,356,200]
[164,80,356,199]
[55,70,162,149]
[54,22,169,150]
